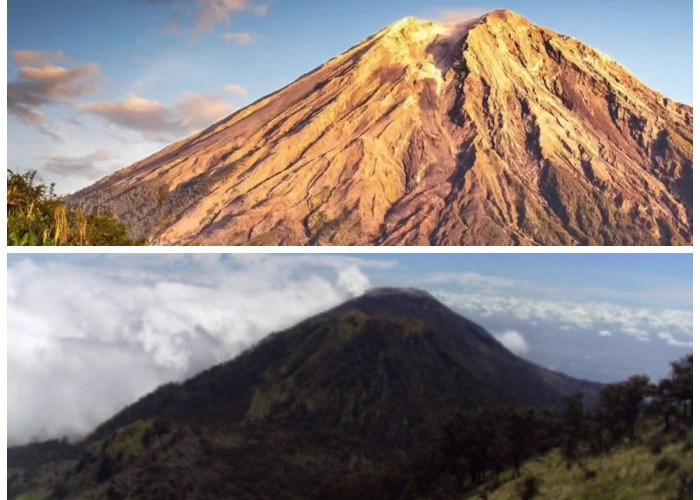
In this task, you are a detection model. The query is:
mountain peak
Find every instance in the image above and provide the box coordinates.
[481,8,523,22]
[361,286,436,299]
[73,8,692,246]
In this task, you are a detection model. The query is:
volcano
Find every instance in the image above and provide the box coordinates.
[72,10,692,245]
[9,288,599,499]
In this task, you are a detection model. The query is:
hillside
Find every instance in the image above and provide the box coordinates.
[81,289,597,448]
[9,288,599,499]
[465,422,692,500]
[71,10,692,246]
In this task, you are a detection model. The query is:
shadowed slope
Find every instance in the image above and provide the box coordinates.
[9,288,600,500]
[84,288,598,448]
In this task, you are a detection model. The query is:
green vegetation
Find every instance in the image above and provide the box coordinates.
[7,170,146,246]
[465,425,692,500]
[6,296,692,500]
[331,355,692,500]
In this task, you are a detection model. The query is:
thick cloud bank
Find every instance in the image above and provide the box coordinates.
[7,255,383,445]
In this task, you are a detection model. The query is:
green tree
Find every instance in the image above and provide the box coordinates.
[670,355,692,420]
[562,393,585,466]
[597,375,650,442]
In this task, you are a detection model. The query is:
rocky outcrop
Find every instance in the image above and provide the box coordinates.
[72,10,693,245]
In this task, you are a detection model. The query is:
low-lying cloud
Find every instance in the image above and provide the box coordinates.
[176,91,235,131]
[7,255,385,445]
[43,148,115,179]
[432,8,487,23]
[435,290,692,346]
[495,329,529,355]
[79,91,235,140]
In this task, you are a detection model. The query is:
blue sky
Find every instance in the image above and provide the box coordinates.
[8,0,692,193]
[7,252,692,444]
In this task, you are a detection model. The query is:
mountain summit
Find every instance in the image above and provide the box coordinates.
[79,287,598,446]
[73,10,692,245]
[10,288,599,499]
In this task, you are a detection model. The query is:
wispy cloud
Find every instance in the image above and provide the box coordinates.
[79,95,178,140]
[78,91,235,140]
[223,83,248,96]
[8,50,102,139]
[176,91,235,131]
[42,149,115,179]
[657,331,692,348]
[223,31,255,43]
[11,50,68,67]
[150,0,268,36]
[423,271,536,292]
[432,7,487,23]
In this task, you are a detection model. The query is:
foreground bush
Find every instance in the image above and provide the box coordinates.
[7,170,146,246]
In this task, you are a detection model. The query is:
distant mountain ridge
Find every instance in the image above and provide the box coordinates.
[71,10,692,245]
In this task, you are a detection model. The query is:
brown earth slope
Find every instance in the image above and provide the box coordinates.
[72,9,693,245]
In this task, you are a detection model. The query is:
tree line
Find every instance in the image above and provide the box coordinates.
[327,355,692,500]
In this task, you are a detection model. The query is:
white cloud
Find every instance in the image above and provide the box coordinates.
[223,32,255,44]
[7,255,384,445]
[495,330,529,355]
[337,266,370,297]
[432,8,487,23]
[223,83,249,96]
[599,329,612,337]
[658,331,693,348]
[434,291,692,343]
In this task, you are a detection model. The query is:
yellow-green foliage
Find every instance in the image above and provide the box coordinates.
[14,489,53,500]
[247,383,293,420]
[7,170,146,246]
[467,426,692,500]
[332,311,429,341]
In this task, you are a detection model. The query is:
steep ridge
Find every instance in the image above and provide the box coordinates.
[72,10,692,245]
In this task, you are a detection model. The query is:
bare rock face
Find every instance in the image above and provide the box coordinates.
[72,10,693,245]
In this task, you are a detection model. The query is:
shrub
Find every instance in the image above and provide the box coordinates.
[676,470,692,500]
[517,475,542,500]
[7,169,146,246]
[648,433,664,455]
[655,456,679,473]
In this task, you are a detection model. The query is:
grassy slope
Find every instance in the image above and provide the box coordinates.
[10,418,692,500]
[466,423,692,500]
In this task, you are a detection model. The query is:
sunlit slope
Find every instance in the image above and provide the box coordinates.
[72,10,692,245]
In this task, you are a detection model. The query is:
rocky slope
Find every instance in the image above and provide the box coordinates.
[72,10,693,245]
